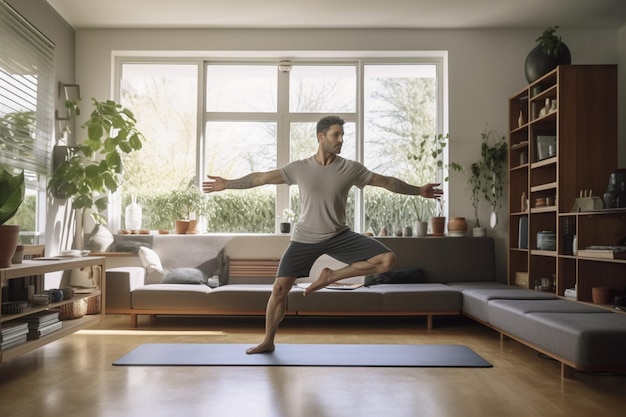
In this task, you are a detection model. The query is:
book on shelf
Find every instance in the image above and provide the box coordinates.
[27,321,63,340]
[577,246,626,260]
[0,322,29,347]
[20,310,60,326]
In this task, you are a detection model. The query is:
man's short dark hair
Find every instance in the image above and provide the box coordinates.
[316,115,345,135]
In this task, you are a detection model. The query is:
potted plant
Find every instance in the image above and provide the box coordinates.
[280,208,295,234]
[406,197,433,237]
[475,127,508,230]
[468,161,486,236]
[0,167,25,267]
[159,183,209,234]
[48,98,145,246]
[525,26,572,83]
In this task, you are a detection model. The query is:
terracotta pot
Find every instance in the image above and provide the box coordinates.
[430,216,446,236]
[174,220,189,234]
[0,224,20,268]
[447,217,468,237]
[592,287,613,305]
[186,219,198,234]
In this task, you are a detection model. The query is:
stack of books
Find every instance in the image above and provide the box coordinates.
[564,288,577,299]
[577,245,626,260]
[0,321,29,349]
[20,311,62,340]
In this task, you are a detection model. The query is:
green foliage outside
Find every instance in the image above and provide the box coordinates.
[123,186,433,234]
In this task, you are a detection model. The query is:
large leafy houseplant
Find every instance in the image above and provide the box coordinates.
[48,98,145,225]
[0,167,25,267]
[0,167,24,225]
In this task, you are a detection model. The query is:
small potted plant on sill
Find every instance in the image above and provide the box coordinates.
[280,208,295,234]
[0,167,25,267]
[408,132,462,236]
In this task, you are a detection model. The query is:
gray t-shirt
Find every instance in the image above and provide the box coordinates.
[280,155,374,243]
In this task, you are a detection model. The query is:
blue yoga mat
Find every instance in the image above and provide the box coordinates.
[113,343,492,368]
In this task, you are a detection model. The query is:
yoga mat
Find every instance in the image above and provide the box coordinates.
[113,344,492,368]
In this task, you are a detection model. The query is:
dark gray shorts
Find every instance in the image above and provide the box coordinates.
[276,230,392,278]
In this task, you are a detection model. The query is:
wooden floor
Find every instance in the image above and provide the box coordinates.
[0,314,625,417]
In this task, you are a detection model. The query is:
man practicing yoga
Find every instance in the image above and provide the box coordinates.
[203,115,442,354]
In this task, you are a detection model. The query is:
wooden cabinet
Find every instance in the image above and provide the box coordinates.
[0,256,105,363]
[507,65,621,306]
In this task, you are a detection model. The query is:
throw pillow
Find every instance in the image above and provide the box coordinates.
[364,267,425,286]
[161,268,208,285]
[138,247,166,283]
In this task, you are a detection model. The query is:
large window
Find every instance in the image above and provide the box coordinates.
[0,3,54,244]
[117,56,445,234]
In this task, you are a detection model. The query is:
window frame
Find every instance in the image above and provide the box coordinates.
[114,52,448,233]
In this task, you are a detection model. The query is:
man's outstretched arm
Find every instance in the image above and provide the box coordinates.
[368,173,442,199]
[202,170,285,193]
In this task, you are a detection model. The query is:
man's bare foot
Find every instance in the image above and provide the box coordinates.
[246,342,275,354]
[303,267,334,296]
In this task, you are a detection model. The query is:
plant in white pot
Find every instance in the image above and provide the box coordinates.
[0,167,25,267]
[465,127,508,235]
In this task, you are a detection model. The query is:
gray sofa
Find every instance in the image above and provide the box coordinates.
[103,234,626,377]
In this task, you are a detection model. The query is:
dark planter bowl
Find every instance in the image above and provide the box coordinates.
[524,43,571,84]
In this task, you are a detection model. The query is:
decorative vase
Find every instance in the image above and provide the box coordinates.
[447,217,468,237]
[415,221,428,237]
[0,224,20,268]
[124,194,142,231]
[524,43,571,84]
[603,169,626,209]
[472,227,486,237]
[430,216,446,237]
[11,244,24,264]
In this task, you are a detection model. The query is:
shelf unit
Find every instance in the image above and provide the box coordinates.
[507,65,619,307]
[0,256,105,363]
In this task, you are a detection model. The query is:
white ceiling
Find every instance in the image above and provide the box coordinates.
[46,0,626,30]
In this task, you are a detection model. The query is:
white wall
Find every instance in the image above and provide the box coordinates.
[73,27,621,279]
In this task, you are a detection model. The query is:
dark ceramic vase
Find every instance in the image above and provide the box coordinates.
[603,169,626,209]
[524,43,571,84]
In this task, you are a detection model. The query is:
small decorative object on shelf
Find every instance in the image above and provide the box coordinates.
[447,217,468,237]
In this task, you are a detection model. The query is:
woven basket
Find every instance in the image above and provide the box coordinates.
[86,294,101,315]
[57,299,87,320]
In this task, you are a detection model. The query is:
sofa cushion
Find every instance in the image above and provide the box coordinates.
[461,288,558,322]
[205,285,273,312]
[371,283,462,312]
[511,312,626,369]
[487,299,608,330]
[132,284,213,310]
[365,268,424,286]
[287,286,382,313]
[161,268,207,285]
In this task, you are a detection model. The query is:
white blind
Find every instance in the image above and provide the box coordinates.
[0,2,55,176]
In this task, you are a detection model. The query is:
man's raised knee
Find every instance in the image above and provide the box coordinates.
[379,251,396,273]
